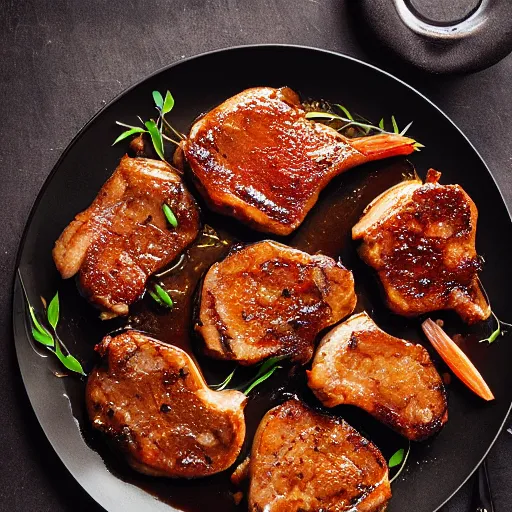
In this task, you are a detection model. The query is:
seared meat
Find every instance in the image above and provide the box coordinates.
[241,399,391,512]
[352,169,489,323]
[53,156,200,317]
[86,331,246,478]
[184,87,416,235]
[308,312,448,441]
[197,240,356,365]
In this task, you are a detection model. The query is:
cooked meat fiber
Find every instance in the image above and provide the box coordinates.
[86,331,247,478]
[352,169,489,324]
[53,156,200,317]
[197,240,356,365]
[308,312,448,441]
[243,400,391,512]
[184,87,416,235]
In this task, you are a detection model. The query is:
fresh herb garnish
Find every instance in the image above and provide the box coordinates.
[209,356,284,395]
[478,311,512,344]
[19,271,85,376]
[113,90,184,161]
[389,441,411,484]
[210,368,237,391]
[305,103,424,151]
[148,283,174,309]
[241,356,284,395]
[162,203,178,228]
[476,279,512,344]
[388,448,404,468]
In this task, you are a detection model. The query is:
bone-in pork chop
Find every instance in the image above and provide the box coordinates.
[240,399,391,512]
[53,156,200,317]
[86,331,247,478]
[183,87,416,235]
[308,312,448,440]
[197,240,356,365]
[352,169,489,323]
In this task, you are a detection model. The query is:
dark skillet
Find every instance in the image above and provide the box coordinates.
[12,45,512,512]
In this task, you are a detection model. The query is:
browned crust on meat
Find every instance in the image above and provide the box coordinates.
[352,171,490,324]
[53,156,200,316]
[308,312,448,441]
[197,240,356,365]
[184,87,415,235]
[245,400,391,511]
[86,331,247,478]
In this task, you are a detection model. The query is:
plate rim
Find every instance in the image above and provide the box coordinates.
[11,43,512,512]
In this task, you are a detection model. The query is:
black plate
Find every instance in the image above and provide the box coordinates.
[12,45,512,512]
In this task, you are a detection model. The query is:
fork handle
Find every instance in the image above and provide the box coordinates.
[472,460,495,512]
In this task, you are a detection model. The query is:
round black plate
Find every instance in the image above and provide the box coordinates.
[12,45,512,512]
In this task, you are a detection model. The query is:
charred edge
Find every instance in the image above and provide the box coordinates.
[207,291,234,355]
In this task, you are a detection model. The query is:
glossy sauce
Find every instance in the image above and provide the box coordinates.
[59,155,429,511]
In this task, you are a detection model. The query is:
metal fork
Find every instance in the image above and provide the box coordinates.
[472,460,494,512]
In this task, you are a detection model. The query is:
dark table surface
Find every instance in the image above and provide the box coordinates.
[0,1,510,511]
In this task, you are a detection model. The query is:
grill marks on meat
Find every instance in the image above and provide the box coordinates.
[197,240,356,365]
[183,87,416,235]
[352,169,490,323]
[241,400,391,512]
[308,312,448,441]
[86,331,247,478]
[53,156,200,317]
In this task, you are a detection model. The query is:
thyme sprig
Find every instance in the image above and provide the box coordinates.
[19,271,85,376]
[389,441,411,484]
[305,103,423,151]
[113,90,184,161]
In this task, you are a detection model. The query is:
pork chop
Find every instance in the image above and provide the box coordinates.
[86,331,247,478]
[197,240,356,365]
[241,399,391,512]
[183,87,417,235]
[308,312,447,441]
[53,156,200,317]
[352,169,489,323]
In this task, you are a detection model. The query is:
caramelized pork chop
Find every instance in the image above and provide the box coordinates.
[308,313,447,440]
[86,331,246,478]
[352,169,489,323]
[183,87,416,235]
[197,240,356,365]
[241,400,391,512]
[53,156,200,317]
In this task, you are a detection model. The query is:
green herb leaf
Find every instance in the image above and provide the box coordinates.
[243,365,281,395]
[54,338,86,376]
[399,121,413,136]
[479,312,501,344]
[32,327,54,347]
[389,442,411,484]
[378,118,385,130]
[47,292,59,330]
[211,368,237,391]
[29,306,54,346]
[152,90,164,109]
[335,104,354,121]
[388,448,404,468]
[148,289,164,306]
[391,115,399,134]
[154,284,173,308]
[162,91,175,115]
[162,203,178,228]
[145,120,165,160]
[112,127,146,146]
